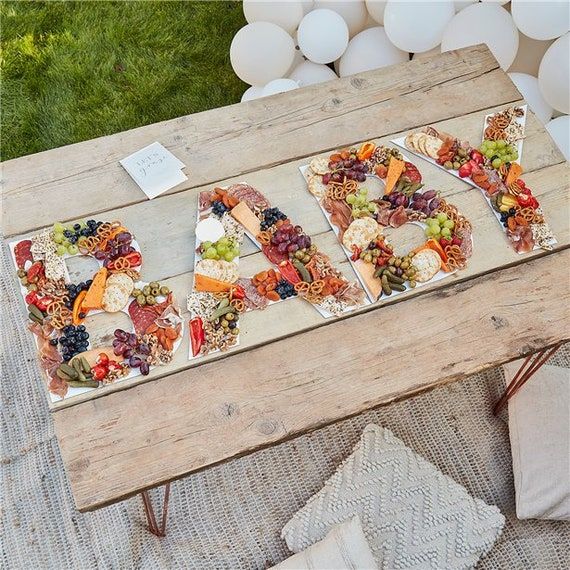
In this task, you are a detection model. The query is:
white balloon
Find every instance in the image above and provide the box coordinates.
[384,1,454,53]
[508,72,553,124]
[441,3,519,70]
[511,1,570,41]
[314,1,368,37]
[545,116,570,161]
[262,78,300,96]
[243,1,304,35]
[339,26,408,77]
[230,22,295,85]
[508,33,554,76]
[286,34,306,77]
[290,60,338,86]
[454,0,477,13]
[365,1,386,25]
[241,85,264,102]
[298,9,349,63]
[538,33,570,114]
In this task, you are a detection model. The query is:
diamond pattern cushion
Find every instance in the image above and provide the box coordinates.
[282,424,505,569]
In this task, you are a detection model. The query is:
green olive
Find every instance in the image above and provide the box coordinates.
[149,281,159,289]
[143,285,151,295]
[388,256,396,265]
[17,269,26,278]
[221,319,229,328]
[226,312,235,321]
[20,276,28,286]
[137,294,146,305]
[303,255,311,263]
[146,295,155,305]
[231,328,239,335]
[394,258,401,267]
[400,261,409,269]
[132,288,142,297]
[453,161,460,170]
[409,280,417,288]
[28,284,38,291]
[151,287,160,296]
[160,286,170,295]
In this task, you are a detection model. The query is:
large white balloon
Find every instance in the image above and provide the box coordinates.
[511,1,570,41]
[384,1,454,53]
[230,22,295,85]
[298,9,349,63]
[365,0,386,24]
[314,1,368,37]
[538,33,570,114]
[241,85,264,102]
[441,3,519,70]
[262,78,299,96]
[508,73,553,125]
[339,26,408,77]
[545,116,570,161]
[289,60,338,86]
[287,30,306,77]
[243,1,304,35]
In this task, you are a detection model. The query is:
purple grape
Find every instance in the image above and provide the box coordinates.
[112,338,121,348]
[421,206,431,216]
[138,343,150,355]
[140,362,150,376]
[113,344,125,356]
[395,195,407,207]
[129,356,142,368]
[116,232,131,243]
[430,197,442,210]
[357,172,366,182]
[423,190,437,201]
[412,192,422,202]
[287,243,299,253]
[127,334,137,347]
[123,348,134,359]
[322,173,331,185]
[94,251,107,260]
[118,244,130,256]
[277,242,288,254]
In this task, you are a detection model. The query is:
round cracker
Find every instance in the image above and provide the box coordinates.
[309,157,330,176]
[416,133,429,156]
[405,133,423,153]
[308,174,327,199]
[424,135,443,159]
[102,284,130,313]
[413,249,442,282]
[342,218,381,251]
[107,273,134,296]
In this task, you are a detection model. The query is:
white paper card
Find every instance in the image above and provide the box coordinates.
[120,142,187,199]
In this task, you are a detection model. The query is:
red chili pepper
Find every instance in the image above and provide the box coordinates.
[25,291,38,305]
[97,353,109,366]
[27,261,44,282]
[278,260,301,284]
[190,317,205,357]
[350,246,361,262]
[517,193,533,207]
[529,196,539,209]
[231,285,246,300]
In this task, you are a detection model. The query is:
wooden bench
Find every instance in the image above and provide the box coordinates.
[3,46,568,527]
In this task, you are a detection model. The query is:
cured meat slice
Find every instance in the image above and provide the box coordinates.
[262,244,288,265]
[28,322,66,397]
[457,226,473,258]
[236,277,269,310]
[377,207,392,227]
[226,183,270,211]
[322,197,352,240]
[199,191,213,212]
[389,206,408,228]
[128,294,173,335]
[508,225,535,254]
[402,162,422,184]
[14,239,33,269]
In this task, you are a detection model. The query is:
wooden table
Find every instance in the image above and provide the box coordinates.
[3,46,569,524]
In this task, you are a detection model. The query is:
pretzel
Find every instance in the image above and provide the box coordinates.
[309,280,325,295]
[326,178,359,200]
[256,231,271,246]
[46,299,65,315]
[304,292,324,304]
[111,257,132,270]
[294,281,310,294]
[96,222,114,239]
[78,236,101,254]
[230,298,245,313]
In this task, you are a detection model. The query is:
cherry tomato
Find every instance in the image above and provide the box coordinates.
[92,365,107,381]
[97,353,109,366]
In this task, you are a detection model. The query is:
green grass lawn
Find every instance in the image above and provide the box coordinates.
[1,1,246,161]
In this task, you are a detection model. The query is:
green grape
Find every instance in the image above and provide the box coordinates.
[360,188,368,195]
[205,247,217,258]
[56,245,67,256]
[231,248,240,258]
[487,141,497,149]
[441,227,452,238]
[346,194,356,205]
[425,226,434,238]
[496,140,506,149]
[492,158,502,169]
[202,241,212,250]
[53,232,64,244]
[217,244,228,255]
[436,212,448,224]
[217,237,230,246]
[67,244,79,255]
[443,220,455,230]
[223,251,234,261]
[367,203,376,213]
[485,150,494,158]
[53,222,65,233]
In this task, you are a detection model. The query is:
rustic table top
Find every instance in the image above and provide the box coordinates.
[3,45,569,512]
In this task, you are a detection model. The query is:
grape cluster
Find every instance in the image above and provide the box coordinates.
[346,188,376,218]
[275,279,297,299]
[323,157,368,184]
[212,200,229,217]
[479,139,518,169]
[270,223,311,255]
[113,329,151,375]
[64,281,92,311]
[52,219,102,256]
[57,325,89,361]
[408,189,440,216]
[94,231,135,263]
[260,207,287,231]
[200,236,240,262]
[424,212,456,240]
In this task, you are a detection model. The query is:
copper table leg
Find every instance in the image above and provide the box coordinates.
[140,483,171,537]
[493,344,562,415]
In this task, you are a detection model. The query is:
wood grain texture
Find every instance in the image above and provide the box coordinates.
[2,45,524,236]
[53,251,570,511]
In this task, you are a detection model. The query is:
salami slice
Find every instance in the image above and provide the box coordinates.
[14,239,33,269]
[128,295,172,335]
[227,183,270,211]
[262,244,289,265]
[402,162,422,184]
[236,277,269,310]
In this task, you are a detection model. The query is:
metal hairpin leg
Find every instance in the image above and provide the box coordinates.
[493,344,561,416]
[140,483,171,537]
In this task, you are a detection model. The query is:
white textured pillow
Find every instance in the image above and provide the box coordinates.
[505,362,570,520]
[282,424,505,570]
[271,516,377,570]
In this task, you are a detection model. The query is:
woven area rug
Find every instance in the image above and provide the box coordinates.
[1,241,569,569]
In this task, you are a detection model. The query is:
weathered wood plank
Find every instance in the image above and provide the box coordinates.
[41,159,569,410]
[53,250,570,511]
[2,46,525,236]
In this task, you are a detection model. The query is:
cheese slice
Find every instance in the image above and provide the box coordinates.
[230,201,261,237]
[384,157,405,194]
[354,260,382,300]
[506,163,523,186]
[82,267,108,310]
